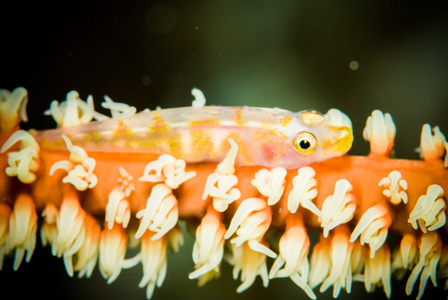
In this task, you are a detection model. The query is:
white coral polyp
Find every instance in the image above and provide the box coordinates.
[269,216,315,299]
[40,203,59,247]
[99,225,140,284]
[379,170,408,204]
[357,244,392,299]
[202,139,240,212]
[0,203,11,271]
[4,194,37,271]
[405,231,442,300]
[105,188,131,230]
[139,232,168,299]
[350,204,391,258]
[215,138,238,174]
[73,214,101,278]
[202,173,241,212]
[251,168,287,206]
[309,226,355,298]
[0,87,28,133]
[227,242,270,293]
[287,166,319,215]
[100,95,137,119]
[1,130,40,184]
[136,155,195,241]
[391,233,418,279]
[419,124,447,162]
[191,87,206,107]
[319,179,356,237]
[189,206,226,285]
[135,183,179,240]
[44,91,96,128]
[104,167,135,229]
[139,154,196,189]
[62,158,98,191]
[166,224,184,253]
[117,166,135,197]
[49,135,97,191]
[363,109,396,156]
[0,204,11,270]
[52,195,86,277]
[224,198,276,258]
[408,184,446,233]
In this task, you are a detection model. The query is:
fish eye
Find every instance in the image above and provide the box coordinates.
[293,131,317,154]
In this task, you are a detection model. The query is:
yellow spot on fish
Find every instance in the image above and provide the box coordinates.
[189,119,220,127]
[152,112,167,127]
[114,120,133,136]
[232,107,245,126]
[280,115,293,126]
[190,129,215,159]
[89,131,102,145]
[166,134,183,157]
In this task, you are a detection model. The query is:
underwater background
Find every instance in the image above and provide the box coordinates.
[1,1,448,299]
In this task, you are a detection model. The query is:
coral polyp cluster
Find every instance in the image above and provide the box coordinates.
[0,87,447,299]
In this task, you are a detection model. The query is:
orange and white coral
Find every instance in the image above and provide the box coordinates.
[0,88,448,300]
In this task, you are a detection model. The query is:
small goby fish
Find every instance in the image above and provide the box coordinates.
[34,106,353,169]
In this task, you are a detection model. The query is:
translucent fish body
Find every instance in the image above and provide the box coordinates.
[34,106,353,169]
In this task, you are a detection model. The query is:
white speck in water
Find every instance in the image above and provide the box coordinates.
[349,60,359,71]
[142,75,152,86]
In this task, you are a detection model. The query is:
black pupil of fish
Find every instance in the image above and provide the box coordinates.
[299,139,311,149]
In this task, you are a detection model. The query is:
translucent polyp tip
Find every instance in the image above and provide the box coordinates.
[324,108,353,131]
[363,110,396,157]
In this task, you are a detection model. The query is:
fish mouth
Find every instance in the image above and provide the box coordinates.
[328,127,354,157]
